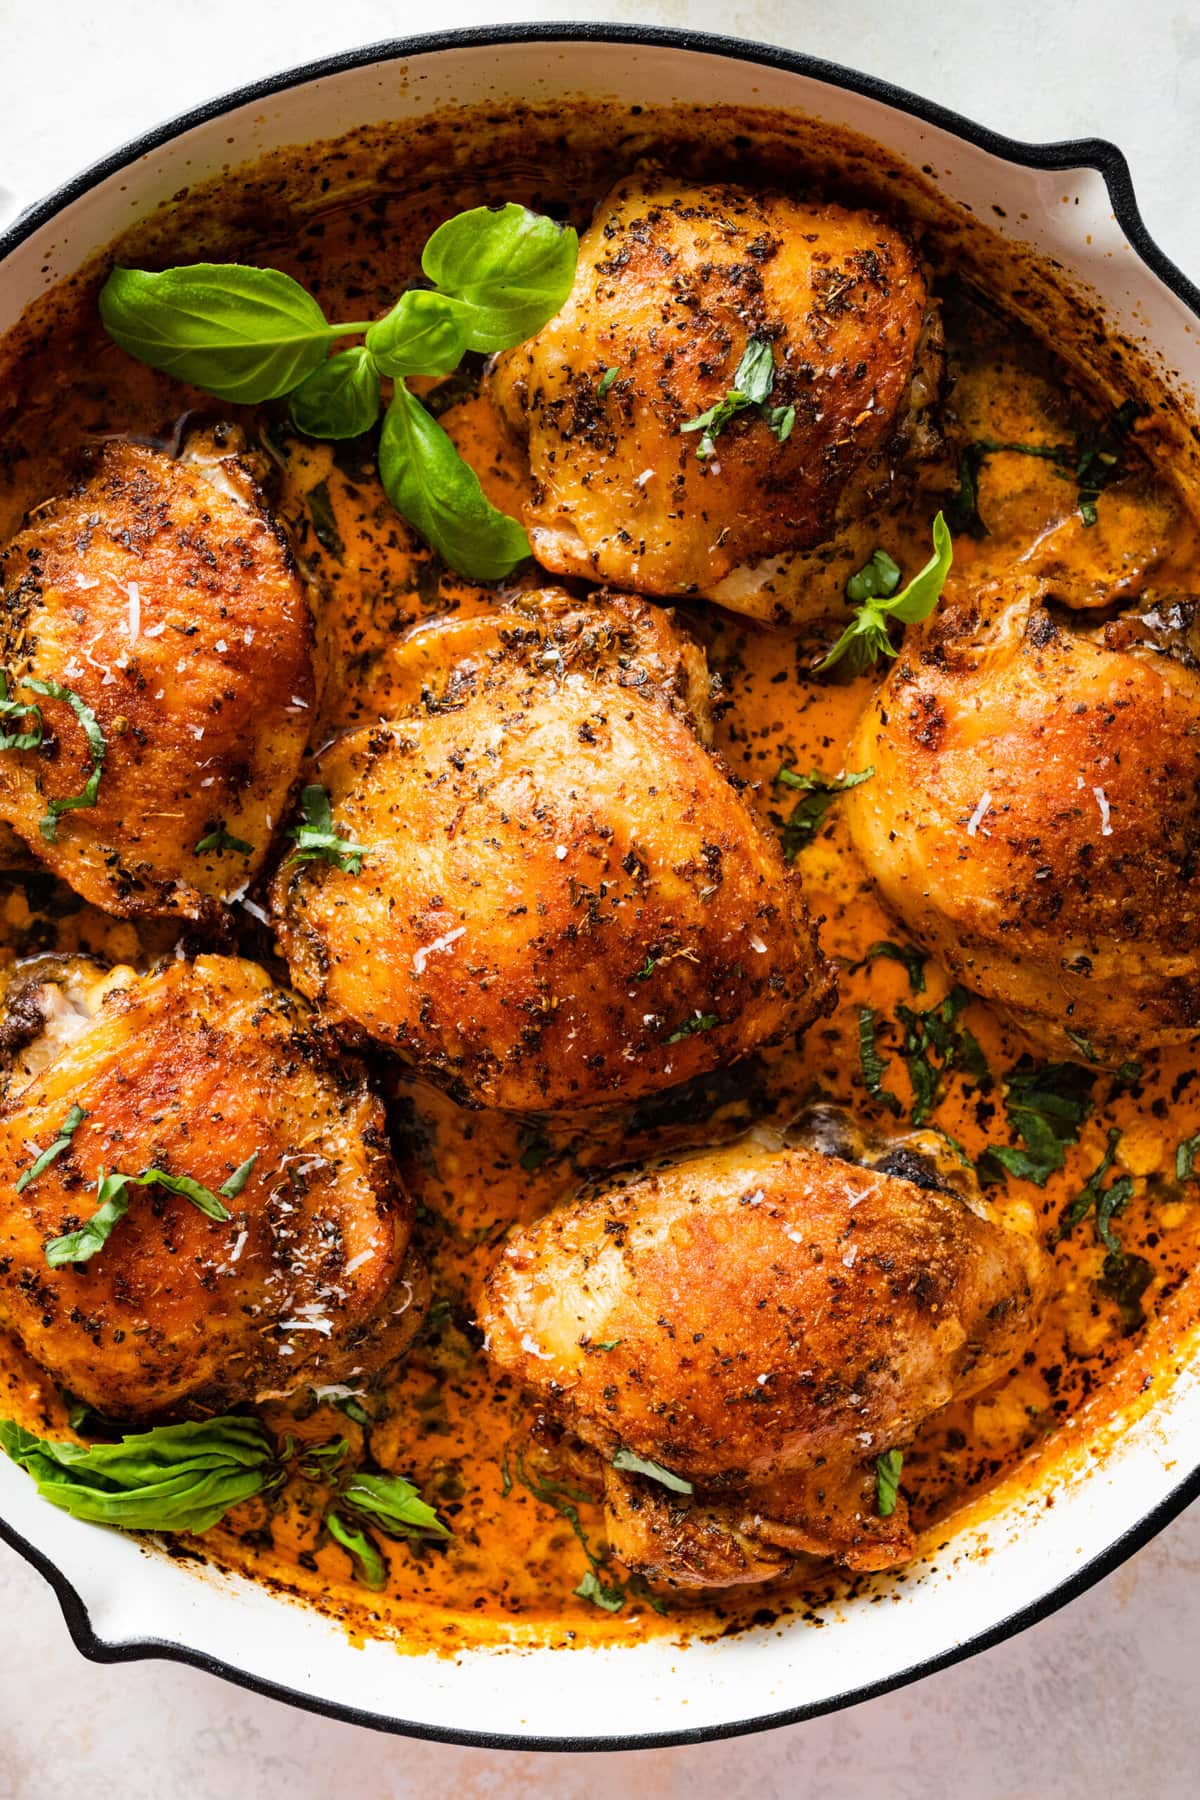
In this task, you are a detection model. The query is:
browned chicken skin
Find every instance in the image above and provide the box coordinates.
[272,588,833,1111]
[844,582,1200,1057]
[489,173,931,604]
[479,1139,1047,1585]
[0,437,314,919]
[0,954,420,1419]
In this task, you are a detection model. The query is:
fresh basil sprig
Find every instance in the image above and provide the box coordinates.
[0,1415,279,1532]
[97,203,578,579]
[0,1415,448,1575]
[819,513,953,674]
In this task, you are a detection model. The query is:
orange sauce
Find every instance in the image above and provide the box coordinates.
[1,100,1199,1653]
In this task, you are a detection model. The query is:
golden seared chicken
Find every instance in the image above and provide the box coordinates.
[844,583,1200,1057]
[480,1139,1046,1585]
[0,953,420,1419]
[0,436,314,919]
[488,172,933,606]
[271,588,833,1111]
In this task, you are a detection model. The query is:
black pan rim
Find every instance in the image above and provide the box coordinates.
[1,15,1197,1755]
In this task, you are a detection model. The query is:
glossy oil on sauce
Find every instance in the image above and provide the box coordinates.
[1,101,1199,1655]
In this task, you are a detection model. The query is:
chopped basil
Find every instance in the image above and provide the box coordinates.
[680,337,782,460]
[16,1103,86,1192]
[858,1007,901,1116]
[194,822,254,857]
[288,783,369,875]
[979,1058,1096,1187]
[611,1447,694,1495]
[946,404,1142,539]
[853,939,929,995]
[0,671,44,752]
[774,764,874,863]
[218,1151,259,1200]
[574,1568,625,1612]
[44,1164,233,1267]
[513,1450,624,1611]
[596,366,620,398]
[1075,401,1143,526]
[1176,1133,1200,1181]
[894,987,989,1128]
[664,1011,720,1045]
[819,514,953,675]
[875,1448,903,1518]
[20,677,106,843]
[1052,1126,1135,1256]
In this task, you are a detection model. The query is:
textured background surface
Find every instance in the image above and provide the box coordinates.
[2,2,1199,1794]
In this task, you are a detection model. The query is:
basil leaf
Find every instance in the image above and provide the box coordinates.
[135,1167,231,1222]
[875,1448,903,1517]
[611,1448,693,1495]
[17,1103,86,1193]
[288,782,369,875]
[340,1470,449,1539]
[775,763,873,862]
[0,671,43,752]
[980,1059,1096,1188]
[664,1011,720,1045]
[853,940,928,995]
[289,346,381,439]
[364,290,470,378]
[219,1152,259,1200]
[596,366,620,399]
[325,1508,388,1588]
[858,1007,902,1116]
[0,1415,275,1532]
[819,513,953,673]
[99,263,339,403]
[1177,1132,1200,1181]
[681,337,779,459]
[22,678,106,843]
[45,1164,231,1267]
[574,1569,625,1612]
[45,1171,131,1267]
[378,384,529,581]
[421,204,578,351]
[194,822,254,857]
[846,549,901,604]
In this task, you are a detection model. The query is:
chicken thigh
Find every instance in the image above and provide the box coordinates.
[272,587,833,1111]
[0,953,420,1419]
[844,583,1200,1057]
[480,1138,1046,1584]
[0,436,314,919]
[488,172,933,605]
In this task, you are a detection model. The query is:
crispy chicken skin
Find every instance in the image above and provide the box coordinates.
[844,583,1200,1057]
[479,1139,1046,1584]
[0,438,314,919]
[0,954,420,1419]
[272,588,834,1111]
[488,173,929,600]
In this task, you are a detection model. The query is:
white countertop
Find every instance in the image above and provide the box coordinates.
[2,3,1199,1794]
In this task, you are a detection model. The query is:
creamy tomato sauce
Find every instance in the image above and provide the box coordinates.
[1,101,1200,1653]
